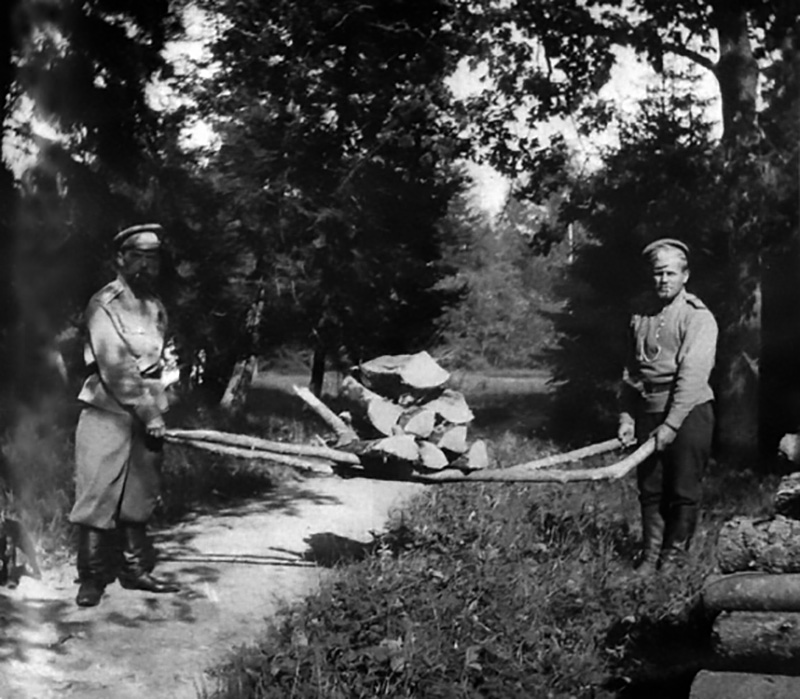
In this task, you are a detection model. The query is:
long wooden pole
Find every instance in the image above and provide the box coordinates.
[292,385,359,444]
[512,437,622,471]
[165,428,361,465]
[413,438,656,484]
[163,434,335,474]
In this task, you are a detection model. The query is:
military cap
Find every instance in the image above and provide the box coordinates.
[114,223,164,251]
[642,238,689,261]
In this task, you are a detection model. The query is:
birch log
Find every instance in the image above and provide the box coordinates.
[165,429,361,465]
[690,671,800,699]
[711,611,800,675]
[414,438,655,483]
[292,385,358,444]
[703,573,800,614]
[164,436,334,474]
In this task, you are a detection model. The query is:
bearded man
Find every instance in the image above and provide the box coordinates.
[70,224,179,607]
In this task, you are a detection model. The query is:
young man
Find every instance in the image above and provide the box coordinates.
[70,223,179,607]
[618,239,718,574]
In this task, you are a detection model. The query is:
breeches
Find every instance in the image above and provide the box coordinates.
[635,401,714,510]
[69,406,162,529]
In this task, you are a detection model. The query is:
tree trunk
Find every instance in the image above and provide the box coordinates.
[690,670,800,699]
[711,611,800,675]
[310,344,326,397]
[708,1,762,461]
[716,516,800,574]
[712,1,759,142]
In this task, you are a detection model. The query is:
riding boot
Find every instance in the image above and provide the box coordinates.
[659,505,699,573]
[633,505,665,577]
[118,522,179,593]
[76,526,118,607]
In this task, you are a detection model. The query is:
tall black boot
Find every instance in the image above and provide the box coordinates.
[76,526,118,607]
[118,522,179,593]
[660,505,699,573]
[633,505,665,576]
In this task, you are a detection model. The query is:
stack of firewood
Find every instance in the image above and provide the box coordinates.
[688,471,800,698]
[332,351,490,474]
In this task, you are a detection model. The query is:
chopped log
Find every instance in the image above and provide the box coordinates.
[414,437,655,483]
[778,433,800,465]
[367,435,419,463]
[398,408,436,439]
[703,573,800,614]
[165,429,361,465]
[292,385,358,445]
[775,472,800,519]
[711,611,800,675]
[464,440,490,471]
[513,438,623,471]
[690,670,800,699]
[717,516,800,574]
[418,441,450,471]
[359,351,449,396]
[165,436,333,474]
[426,389,474,425]
[436,425,468,454]
[341,376,404,436]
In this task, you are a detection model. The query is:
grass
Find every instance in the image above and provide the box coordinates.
[204,383,779,699]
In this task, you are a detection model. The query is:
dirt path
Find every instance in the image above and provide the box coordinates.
[0,472,425,699]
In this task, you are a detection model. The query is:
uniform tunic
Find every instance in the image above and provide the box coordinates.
[621,288,718,512]
[69,276,169,529]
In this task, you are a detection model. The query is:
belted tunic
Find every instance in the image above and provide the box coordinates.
[621,289,718,431]
[69,276,169,529]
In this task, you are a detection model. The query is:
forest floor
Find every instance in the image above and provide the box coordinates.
[0,472,424,699]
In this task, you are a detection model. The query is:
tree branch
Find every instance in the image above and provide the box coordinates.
[661,42,717,74]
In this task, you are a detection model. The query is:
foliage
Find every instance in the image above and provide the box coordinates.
[206,428,777,699]
[3,0,176,411]
[179,0,473,391]
[544,70,799,445]
[435,195,567,370]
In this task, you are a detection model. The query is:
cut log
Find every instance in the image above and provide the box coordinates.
[398,408,436,439]
[464,440,490,471]
[341,376,403,436]
[292,385,358,445]
[415,437,655,483]
[436,425,468,454]
[367,435,419,463]
[426,389,474,425]
[703,573,800,613]
[775,472,800,519]
[418,441,450,471]
[359,351,449,396]
[711,611,800,675]
[690,670,800,699]
[717,516,800,574]
[165,429,361,465]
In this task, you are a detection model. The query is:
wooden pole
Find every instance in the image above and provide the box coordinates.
[292,385,359,444]
[413,438,655,484]
[511,438,622,471]
[165,428,361,465]
[164,435,334,474]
